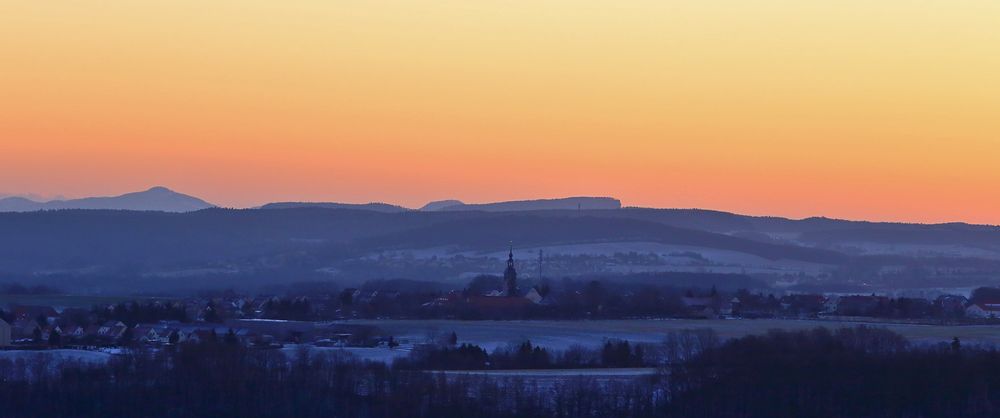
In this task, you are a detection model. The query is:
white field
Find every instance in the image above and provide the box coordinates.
[282,344,413,363]
[367,241,831,274]
[834,242,1000,259]
[0,349,113,365]
[335,319,1000,351]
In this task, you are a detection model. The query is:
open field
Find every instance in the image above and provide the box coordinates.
[0,349,113,364]
[336,319,1000,350]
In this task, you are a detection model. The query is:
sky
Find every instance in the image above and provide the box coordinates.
[1,1,998,223]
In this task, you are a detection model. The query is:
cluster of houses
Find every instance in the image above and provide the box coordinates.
[0,301,391,349]
[4,287,1000,348]
[422,287,550,311]
[0,304,256,348]
[679,292,998,320]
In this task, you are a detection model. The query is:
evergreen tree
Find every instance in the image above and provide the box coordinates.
[204,300,220,323]
[120,326,134,346]
[48,329,61,347]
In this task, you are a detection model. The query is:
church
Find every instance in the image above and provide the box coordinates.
[421,244,546,315]
[502,245,546,303]
[504,245,518,297]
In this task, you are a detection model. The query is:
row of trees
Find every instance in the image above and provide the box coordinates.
[91,301,189,326]
[396,338,657,371]
[0,282,60,295]
[665,327,990,417]
[253,278,699,321]
[4,326,1000,417]
[0,341,661,418]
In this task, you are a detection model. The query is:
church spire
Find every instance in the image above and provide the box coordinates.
[504,243,518,297]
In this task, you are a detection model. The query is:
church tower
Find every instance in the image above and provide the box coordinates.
[504,245,518,297]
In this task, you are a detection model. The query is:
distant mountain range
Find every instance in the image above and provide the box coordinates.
[419,200,464,211]
[0,187,618,214]
[3,204,1000,293]
[0,187,214,213]
[259,202,409,213]
[264,196,622,212]
[4,187,1000,294]
[418,197,622,212]
[0,188,612,213]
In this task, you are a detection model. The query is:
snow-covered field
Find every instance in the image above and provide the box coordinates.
[0,349,114,379]
[281,345,413,363]
[0,349,113,365]
[834,242,1000,259]
[336,319,1000,350]
[366,241,831,275]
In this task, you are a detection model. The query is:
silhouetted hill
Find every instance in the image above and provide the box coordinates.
[259,196,623,212]
[260,202,409,212]
[798,224,1000,247]
[419,200,464,211]
[0,208,841,275]
[4,205,1000,293]
[0,208,440,272]
[421,197,621,212]
[0,196,41,212]
[570,208,1000,246]
[358,214,847,264]
[0,187,214,212]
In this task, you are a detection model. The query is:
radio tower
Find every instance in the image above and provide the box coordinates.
[538,249,544,279]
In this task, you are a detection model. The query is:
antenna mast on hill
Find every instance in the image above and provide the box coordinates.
[538,249,543,279]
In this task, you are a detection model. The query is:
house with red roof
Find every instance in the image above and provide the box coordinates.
[965,300,1000,318]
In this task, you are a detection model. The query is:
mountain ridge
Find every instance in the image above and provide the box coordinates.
[421,196,622,212]
[5,186,1000,231]
[260,201,409,212]
[3,206,1000,293]
[0,186,214,213]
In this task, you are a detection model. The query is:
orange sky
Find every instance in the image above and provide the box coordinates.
[1,1,999,223]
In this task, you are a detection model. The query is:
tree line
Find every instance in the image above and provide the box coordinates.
[393,339,649,371]
[3,326,1000,417]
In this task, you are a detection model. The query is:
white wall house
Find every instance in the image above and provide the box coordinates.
[965,303,1000,319]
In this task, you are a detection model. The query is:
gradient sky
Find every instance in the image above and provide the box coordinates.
[2,1,999,223]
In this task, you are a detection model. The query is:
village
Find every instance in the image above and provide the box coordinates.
[2,281,999,351]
